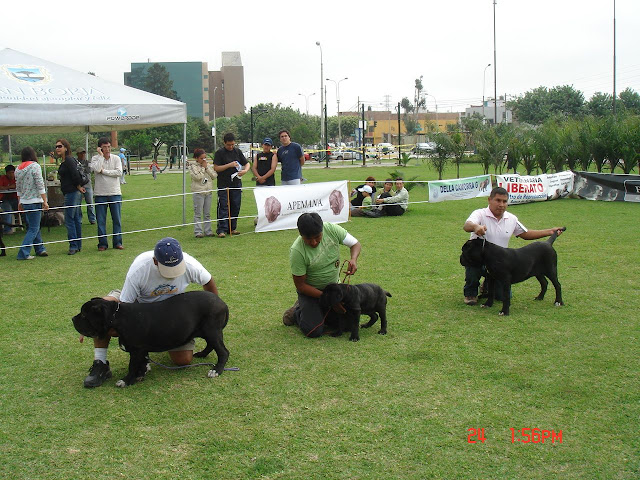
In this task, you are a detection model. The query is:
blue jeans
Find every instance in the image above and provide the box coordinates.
[1,198,19,232]
[95,195,122,248]
[216,187,241,234]
[17,203,46,259]
[64,191,82,251]
[81,183,96,223]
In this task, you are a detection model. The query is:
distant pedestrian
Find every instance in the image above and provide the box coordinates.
[56,138,85,255]
[188,148,217,238]
[118,148,127,184]
[276,129,305,185]
[149,159,160,180]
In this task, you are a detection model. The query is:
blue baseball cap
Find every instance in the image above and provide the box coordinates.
[263,137,273,146]
[154,237,186,278]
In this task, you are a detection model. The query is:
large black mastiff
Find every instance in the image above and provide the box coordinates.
[319,283,391,341]
[72,291,229,387]
[460,228,566,316]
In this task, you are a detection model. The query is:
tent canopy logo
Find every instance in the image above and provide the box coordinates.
[106,107,140,121]
[3,65,52,84]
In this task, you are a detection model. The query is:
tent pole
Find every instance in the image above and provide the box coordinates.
[182,123,187,224]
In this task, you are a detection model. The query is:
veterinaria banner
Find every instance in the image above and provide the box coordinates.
[253,181,349,233]
[571,171,640,202]
[495,171,574,205]
[427,175,491,203]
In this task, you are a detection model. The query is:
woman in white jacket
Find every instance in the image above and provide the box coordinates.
[188,148,217,238]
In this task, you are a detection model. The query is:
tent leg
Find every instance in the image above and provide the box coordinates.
[182,123,187,225]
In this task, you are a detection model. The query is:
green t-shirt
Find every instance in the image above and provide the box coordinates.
[289,222,348,289]
[361,195,372,211]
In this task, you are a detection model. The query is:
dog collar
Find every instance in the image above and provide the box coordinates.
[332,302,347,314]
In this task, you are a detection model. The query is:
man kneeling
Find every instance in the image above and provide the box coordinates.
[82,237,219,387]
[282,213,361,337]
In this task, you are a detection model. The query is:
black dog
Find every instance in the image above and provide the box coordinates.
[319,283,391,341]
[0,221,24,257]
[460,228,566,315]
[72,291,229,387]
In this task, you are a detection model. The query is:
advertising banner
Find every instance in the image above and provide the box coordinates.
[428,175,492,203]
[253,181,349,233]
[495,172,573,204]
[571,171,640,202]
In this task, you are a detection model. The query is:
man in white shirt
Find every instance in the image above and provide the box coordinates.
[83,237,219,388]
[462,187,563,305]
[90,138,124,251]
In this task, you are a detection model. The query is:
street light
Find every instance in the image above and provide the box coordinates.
[315,41,325,161]
[482,63,491,122]
[493,0,498,125]
[326,77,348,145]
[212,86,218,148]
[298,92,316,115]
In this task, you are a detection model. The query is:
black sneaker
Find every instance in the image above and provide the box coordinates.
[83,360,112,388]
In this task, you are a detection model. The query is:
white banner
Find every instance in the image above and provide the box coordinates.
[428,175,492,203]
[495,171,574,204]
[253,181,349,233]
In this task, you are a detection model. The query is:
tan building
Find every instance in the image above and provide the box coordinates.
[208,52,245,119]
[343,110,461,145]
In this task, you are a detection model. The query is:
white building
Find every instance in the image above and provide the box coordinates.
[464,97,513,124]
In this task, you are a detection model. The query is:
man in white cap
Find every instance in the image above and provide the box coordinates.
[83,237,218,388]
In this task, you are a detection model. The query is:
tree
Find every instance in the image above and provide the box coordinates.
[618,88,640,115]
[475,126,507,175]
[587,92,613,117]
[143,63,179,100]
[508,125,536,175]
[532,121,562,173]
[401,96,419,135]
[449,131,467,178]
[510,85,585,124]
[618,114,640,173]
[121,131,152,160]
[430,132,452,180]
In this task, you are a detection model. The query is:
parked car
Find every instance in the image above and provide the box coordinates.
[413,142,436,155]
[330,148,357,161]
[376,142,395,155]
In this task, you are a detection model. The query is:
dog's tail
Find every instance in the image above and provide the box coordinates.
[547,227,567,245]
[385,291,392,298]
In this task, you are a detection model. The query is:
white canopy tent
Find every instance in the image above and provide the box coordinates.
[0,48,189,220]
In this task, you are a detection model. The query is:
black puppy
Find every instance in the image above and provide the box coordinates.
[460,228,566,316]
[0,221,24,256]
[72,291,229,387]
[319,283,391,341]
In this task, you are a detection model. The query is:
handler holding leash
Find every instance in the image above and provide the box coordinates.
[82,237,218,388]
[462,186,563,306]
[283,213,361,337]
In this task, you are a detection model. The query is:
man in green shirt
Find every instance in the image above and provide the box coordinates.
[283,213,362,337]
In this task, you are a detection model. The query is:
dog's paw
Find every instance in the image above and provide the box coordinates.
[554,301,564,307]
[115,379,127,388]
[498,311,509,316]
[349,336,360,342]
[378,329,387,335]
[207,369,219,378]
[194,351,207,358]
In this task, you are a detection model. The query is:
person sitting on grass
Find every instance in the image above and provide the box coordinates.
[282,213,361,338]
[350,185,378,217]
[375,178,408,216]
[350,176,376,207]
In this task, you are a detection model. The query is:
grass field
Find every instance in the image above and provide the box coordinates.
[1,162,638,479]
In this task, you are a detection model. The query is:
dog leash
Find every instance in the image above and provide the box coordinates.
[147,357,239,371]
[305,260,352,338]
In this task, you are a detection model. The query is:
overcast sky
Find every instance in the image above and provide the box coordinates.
[2,0,639,117]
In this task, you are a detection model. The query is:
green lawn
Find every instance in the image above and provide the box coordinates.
[1,162,638,479]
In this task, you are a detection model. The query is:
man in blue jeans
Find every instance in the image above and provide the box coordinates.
[90,137,124,251]
[212,132,250,237]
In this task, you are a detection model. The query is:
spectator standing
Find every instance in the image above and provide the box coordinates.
[213,132,250,237]
[15,147,48,259]
[76,149,96,224]
[57,138,85,255]
[90,137,124,251]
[276,129,305,185]
[188,148,217,238]
[252,138,277,186]
[0,164,19,233]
